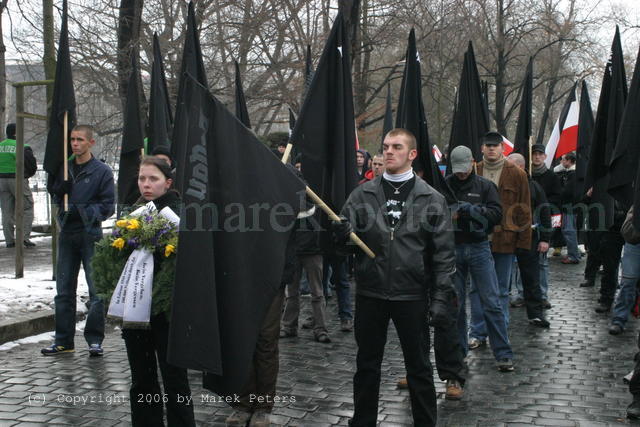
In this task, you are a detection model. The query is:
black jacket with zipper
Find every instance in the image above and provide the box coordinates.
[338,175,456,302]
[445,173,502,244]
[47,156,115,232]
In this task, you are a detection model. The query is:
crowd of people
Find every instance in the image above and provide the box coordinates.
[2,123,639,425]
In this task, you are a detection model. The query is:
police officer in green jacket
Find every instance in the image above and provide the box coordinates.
[0,123,37,248]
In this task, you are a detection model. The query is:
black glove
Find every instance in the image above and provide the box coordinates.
[60,179,73,195]
[331,215,353,245]
[428,298,449,328]
[457,201,472,216]
[64,204,81,221]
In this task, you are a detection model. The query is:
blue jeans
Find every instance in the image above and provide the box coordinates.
[323,255,352,320]
[611,243,640,328]
[54,229,105,347]
[539,251,549,300]
[470,252,514,340]
[454,242,513,361]
[562,213,580,262]
[510,258,523,301]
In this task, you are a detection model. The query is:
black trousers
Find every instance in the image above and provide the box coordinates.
[122,314,195,427]
[234,288,285,412]
[584,229,604,282]
[434,290,467,385]
[515,244,545,320]
[630,332,640,396]
[599,231,625,305]
[352,295,436,426]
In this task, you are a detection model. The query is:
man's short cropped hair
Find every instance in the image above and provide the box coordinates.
[72,124,95,140]
[385,128,417,150]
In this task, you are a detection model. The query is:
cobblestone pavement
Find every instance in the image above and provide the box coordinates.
[0,255,639,426]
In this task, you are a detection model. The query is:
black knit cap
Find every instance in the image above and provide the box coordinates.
[6,123,16,139]
[151,145,172,164]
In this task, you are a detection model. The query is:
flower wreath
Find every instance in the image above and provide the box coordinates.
[92,212,178,318]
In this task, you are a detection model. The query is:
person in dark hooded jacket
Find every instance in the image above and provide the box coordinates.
[280,169,331,343]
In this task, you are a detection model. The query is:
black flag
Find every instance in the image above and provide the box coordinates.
[44,0,76,176]
[168,74,304,394]
[234,61,251,128]
[381,82,393,150]
[117,53,145,211]
[147,33,173,154]
[288,108,296,136]
[608,45,640,206]
[575,80,594,202]
[290,12,358,220]
[585,26,628,229]
[513,57,533,169]
[305,44,314,91]
[447,41,490,163]
[171,1,208,193]
[396,29,455,203]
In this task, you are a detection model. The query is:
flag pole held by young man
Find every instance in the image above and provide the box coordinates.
[63,111,68,211]
[281,145,375,259]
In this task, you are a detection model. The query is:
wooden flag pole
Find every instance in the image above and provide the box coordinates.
[63,111,69,211]
[281,142,375,259]
[528,136,533,174]
[305,185,375,259]
[281,143,293,165]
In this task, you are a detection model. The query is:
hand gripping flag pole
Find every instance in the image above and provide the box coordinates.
[281,146,375,259]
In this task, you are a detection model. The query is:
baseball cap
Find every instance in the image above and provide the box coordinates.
[450,146,473,174]
[531,144,546,154]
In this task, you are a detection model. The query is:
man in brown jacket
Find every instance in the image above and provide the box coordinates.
[468,132,532,350]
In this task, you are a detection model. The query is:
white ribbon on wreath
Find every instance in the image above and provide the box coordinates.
[107,202,179,328]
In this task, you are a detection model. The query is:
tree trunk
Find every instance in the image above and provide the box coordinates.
[494,0,507,135]
[352,0,367,116]
[42,0,56,116]
[0,0,8,133]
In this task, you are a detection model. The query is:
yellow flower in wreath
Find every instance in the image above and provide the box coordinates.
[126,219,141,230]
[116,219,128,228]
[111,238,126,250]
[164,244,176,257]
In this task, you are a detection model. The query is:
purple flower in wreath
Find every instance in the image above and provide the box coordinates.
[127,237,140,249]
[111,228,120,237]
[144,214,153,223]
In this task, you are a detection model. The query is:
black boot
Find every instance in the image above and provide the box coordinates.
[579,279,595,288]
[627,398,640,419]
[595,301,611,313]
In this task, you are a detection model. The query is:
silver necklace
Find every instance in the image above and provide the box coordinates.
[386,179,410,195]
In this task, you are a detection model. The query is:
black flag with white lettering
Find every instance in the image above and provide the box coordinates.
[168,74,305,395]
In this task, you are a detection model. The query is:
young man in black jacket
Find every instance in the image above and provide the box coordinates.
[445,146,515,372]
[42,125,115,356]
[333,128,455,426]
[555,152,581,264]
